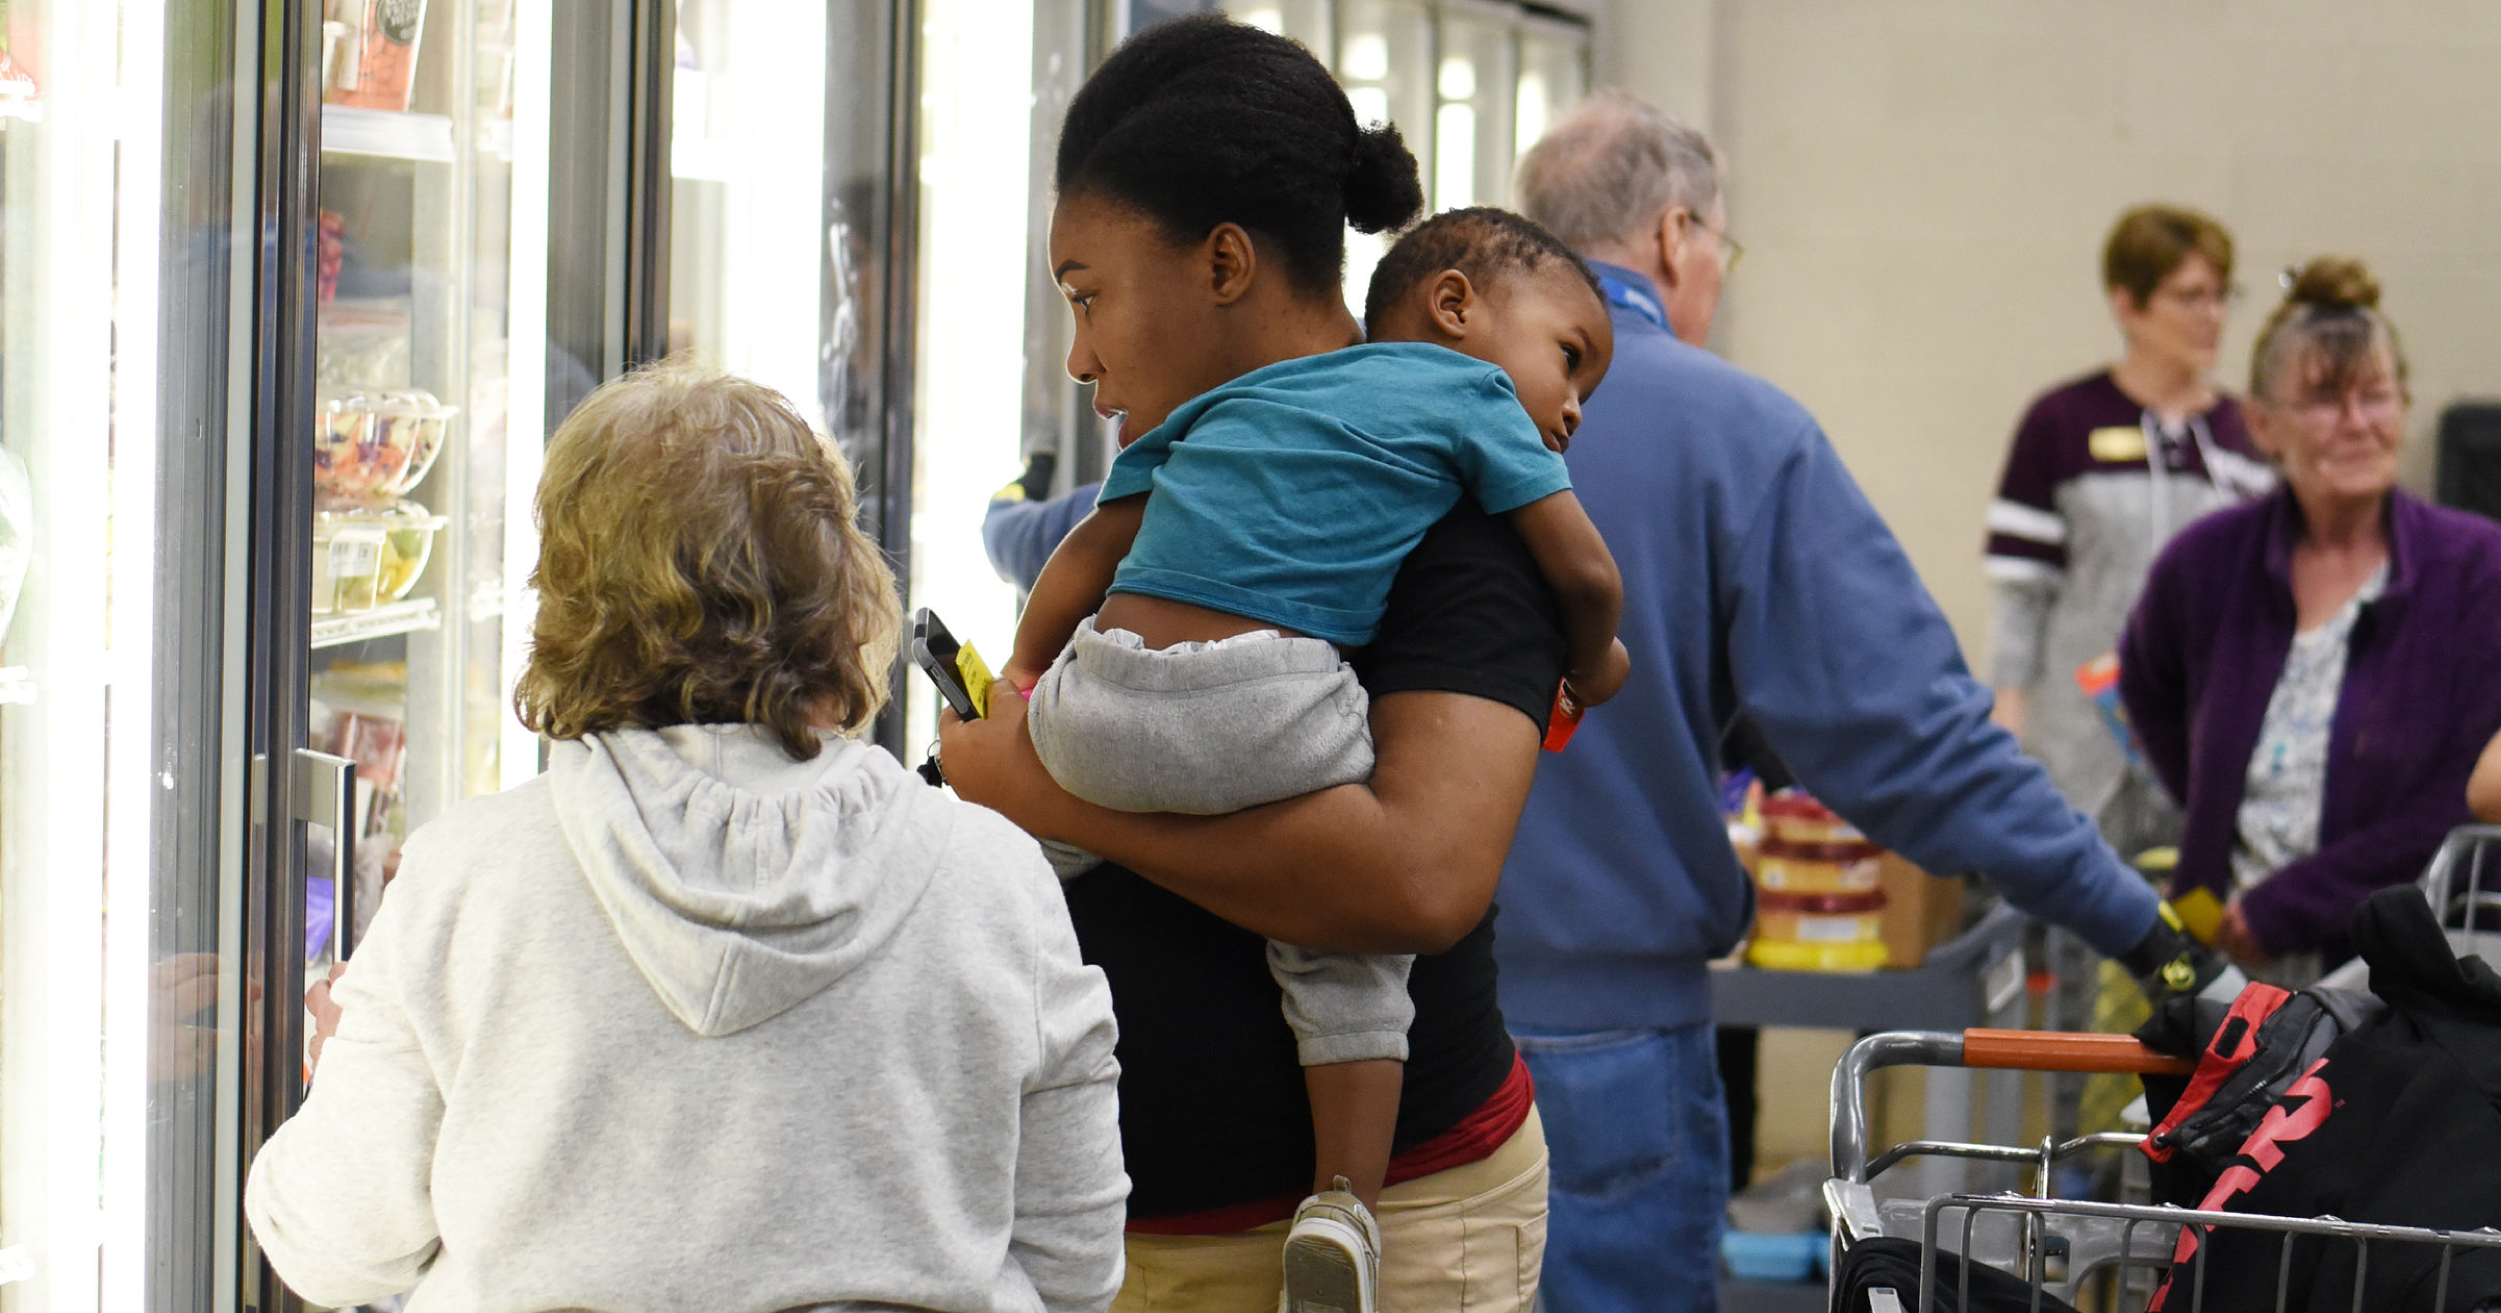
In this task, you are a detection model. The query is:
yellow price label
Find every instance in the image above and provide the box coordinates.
[955,642,997,720]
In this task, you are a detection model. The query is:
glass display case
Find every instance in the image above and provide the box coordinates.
[1429,0,1517,212]
[1513,11,1588,161]
[670,0,920,748]
[1333,0,1434,306]
[897,0,1033,749]
[303,0,550,983]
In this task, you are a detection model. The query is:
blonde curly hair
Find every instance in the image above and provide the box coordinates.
[515,360,899,760]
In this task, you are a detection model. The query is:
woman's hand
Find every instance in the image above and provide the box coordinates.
[150,953,237,1083]
[306,961,349,1076]
[2214,900,2272,968]
[936,687,1078,840]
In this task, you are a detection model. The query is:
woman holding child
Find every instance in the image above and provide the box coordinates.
[940,14,1621,1313]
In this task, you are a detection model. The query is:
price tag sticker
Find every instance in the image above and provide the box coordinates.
[955,642,997,720]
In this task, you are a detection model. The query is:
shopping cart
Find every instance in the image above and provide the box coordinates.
[2317,823,2501,991]
[1823,1027,2501,1312]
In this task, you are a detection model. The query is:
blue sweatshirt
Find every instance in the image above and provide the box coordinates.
[983,482,1100,591]
[1494,262,2159,1033]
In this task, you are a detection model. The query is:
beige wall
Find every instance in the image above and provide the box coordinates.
[1597,1,2501,660]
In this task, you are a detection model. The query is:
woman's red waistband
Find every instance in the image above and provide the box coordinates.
[1124,1050,1536,1236]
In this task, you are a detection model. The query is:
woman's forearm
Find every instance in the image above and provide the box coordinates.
[939,687,1541,953]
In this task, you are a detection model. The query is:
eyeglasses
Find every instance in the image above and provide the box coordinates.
[2154,283,2242,313]
[1687,212,1744,275]
[2279,386,2402,426]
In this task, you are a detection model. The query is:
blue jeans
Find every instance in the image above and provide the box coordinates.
[1514,1022,1728,1313]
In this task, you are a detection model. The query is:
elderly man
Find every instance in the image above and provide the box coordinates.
[1497,92,2214,1311]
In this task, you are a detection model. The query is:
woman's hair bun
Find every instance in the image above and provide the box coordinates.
[2284,256,2380,312]
[1344,122,1424,235]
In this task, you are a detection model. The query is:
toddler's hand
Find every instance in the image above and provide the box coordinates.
[1566,639,1631,707]
[997,659,1046,699]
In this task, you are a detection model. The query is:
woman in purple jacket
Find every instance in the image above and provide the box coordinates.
[2120,257,2501,982]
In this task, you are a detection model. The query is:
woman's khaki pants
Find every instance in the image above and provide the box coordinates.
[1111,1107,1550,1312]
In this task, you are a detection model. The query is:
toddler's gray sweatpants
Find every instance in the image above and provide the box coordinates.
[1029,617,1413,1065]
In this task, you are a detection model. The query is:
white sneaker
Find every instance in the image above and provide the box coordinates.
[1280,1177,1380,1313]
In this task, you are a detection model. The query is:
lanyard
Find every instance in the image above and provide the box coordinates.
[1597,274,1670,333]
[2141,409,2234,548]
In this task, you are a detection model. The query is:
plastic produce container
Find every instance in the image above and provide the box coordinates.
[315,387,456,508]
[311,500,448,613]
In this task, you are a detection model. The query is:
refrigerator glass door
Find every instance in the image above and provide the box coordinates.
[1,0,252,1305]
[304,0,551,977]
[668,0,922,747]
[1513,14,1588,161]
[1335,0,1432,312]
[1431,2,1517,211]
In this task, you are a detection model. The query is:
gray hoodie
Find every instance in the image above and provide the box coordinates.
[246,724,1127,1312]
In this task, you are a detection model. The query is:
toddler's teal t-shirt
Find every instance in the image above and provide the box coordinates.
[1100,341,1570,646]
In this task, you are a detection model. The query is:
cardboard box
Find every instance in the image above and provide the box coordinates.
[1876,854,1964,968]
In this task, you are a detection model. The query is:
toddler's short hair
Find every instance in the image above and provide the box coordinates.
[1362,207,1603,338]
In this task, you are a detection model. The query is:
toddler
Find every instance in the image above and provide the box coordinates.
[1002,208,1625,1313]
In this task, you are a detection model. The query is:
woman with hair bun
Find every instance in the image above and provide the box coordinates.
[941,15,1557,1313]
[2120,257,2501,983]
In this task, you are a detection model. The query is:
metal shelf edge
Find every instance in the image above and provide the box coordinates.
[320,105,456,163]
[310,597,441,650]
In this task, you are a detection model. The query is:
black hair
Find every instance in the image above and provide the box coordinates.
[1362,206,1605,336]
[1055,14,1423,295]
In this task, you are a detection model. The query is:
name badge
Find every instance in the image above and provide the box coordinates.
[2087,424,2149,463]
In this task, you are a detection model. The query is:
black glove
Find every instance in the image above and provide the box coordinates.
[2117,902,2245,1002]
[1017,452,1058,503]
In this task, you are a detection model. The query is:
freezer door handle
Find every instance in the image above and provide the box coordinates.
[292,748,359,957]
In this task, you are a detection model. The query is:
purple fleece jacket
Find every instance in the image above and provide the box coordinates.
[2119,487,2501,955]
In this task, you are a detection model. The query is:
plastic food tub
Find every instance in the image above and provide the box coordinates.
[1747,891,1890,972]
[315,388,456,508]
[1755,837,1884,894]
[311,500,449,613]
[1757,790,1868,846]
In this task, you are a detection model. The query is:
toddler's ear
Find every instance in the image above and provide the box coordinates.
[1424,269,1478,341]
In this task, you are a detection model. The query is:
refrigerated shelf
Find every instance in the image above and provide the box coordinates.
[321,105,456,163]
[310,597,441,650]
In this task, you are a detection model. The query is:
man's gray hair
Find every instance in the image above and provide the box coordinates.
[1515,90,1720,252]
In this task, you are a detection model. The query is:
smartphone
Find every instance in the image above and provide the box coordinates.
[911,608,992,720]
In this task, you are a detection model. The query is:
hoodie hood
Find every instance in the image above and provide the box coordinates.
[546,724,950,1037]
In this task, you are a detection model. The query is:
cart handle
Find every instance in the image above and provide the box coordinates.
[1832,1029,2198,1184]
[1961,1028,2196,1076]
